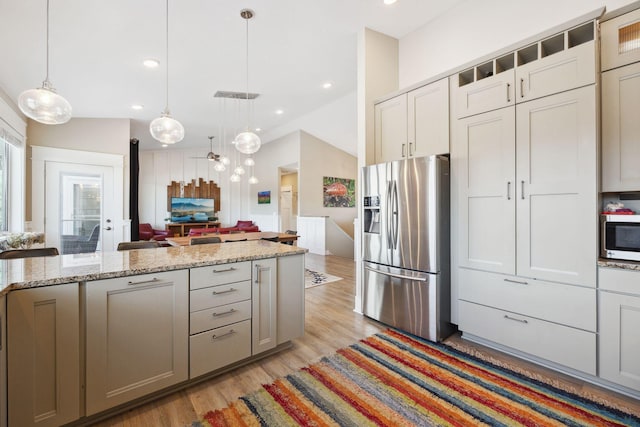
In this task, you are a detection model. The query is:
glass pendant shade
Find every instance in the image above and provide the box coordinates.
[149,110,184,144]
[18,82,72,125]
[244,157,255,166]
[213,162,226,172]
[234,165,246,175]
[221,155,230,165]
[248,176,259,184]
[234,131,261,154]
[229,173,241,182]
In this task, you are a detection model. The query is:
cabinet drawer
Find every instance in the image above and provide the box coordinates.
[459,300,595,375]
[91,269,188,289]
[190,261,251,290]
[598,266,640,295]
[459,268,596,331]
[601,7,640,71]
[189,320,251,378]
[190,280,251,312]
[190,300,251,335]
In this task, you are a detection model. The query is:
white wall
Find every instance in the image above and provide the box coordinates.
[399,0,637,88]
[261,92,358,156]
[26,118,130,222]
[299,131,357,238]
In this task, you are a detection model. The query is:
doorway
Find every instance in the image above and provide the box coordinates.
[279,167,298,232]
[32,146,124,253]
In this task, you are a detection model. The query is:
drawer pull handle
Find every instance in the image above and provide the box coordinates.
[212,287,236,295]
[503,278,528,285]
[128,278,161,286]
[504,315,528,324]
[212,267,236,273]
[212,308,236,317]
[212,329,235,340]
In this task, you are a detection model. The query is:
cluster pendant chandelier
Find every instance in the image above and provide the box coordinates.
[150,0,184,144]
[233,9,261,155]
[18,0,72,125]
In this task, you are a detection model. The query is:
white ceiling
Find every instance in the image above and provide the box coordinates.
[0,0,465,154]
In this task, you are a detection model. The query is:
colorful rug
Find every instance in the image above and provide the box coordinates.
[201,328,640,426]
[304,269,342,288]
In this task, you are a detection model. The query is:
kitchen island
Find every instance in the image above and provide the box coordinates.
[0,241,306,427]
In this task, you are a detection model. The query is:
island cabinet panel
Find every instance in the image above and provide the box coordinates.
[0,296,6,427]
[277,254,305,344]
[7,283,80,427]
[85,270,189,416]
[252,258,278,355]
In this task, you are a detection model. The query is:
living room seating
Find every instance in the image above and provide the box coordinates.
[139,223,170,241]
[187,221,260,236]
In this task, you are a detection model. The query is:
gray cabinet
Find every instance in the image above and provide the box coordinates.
[7,283,80,427]
[601,7,640,72]
[277,254,305,344]
[601,61,640,192]
[189,262,252,378]
[375,78,449,163]
[252,258,278,355]
[85,271,189,416]
[598,267,640,392]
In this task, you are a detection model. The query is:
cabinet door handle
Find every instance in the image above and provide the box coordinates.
[506,83,511,102]
[409,142,414,157]
[212,287,236,295]
[127,278,161,286]
[507,181,511,200]
[212,308,236,317]
[521,180,525,200]
[504,278,528,285]
[211,329,235,340]
[212,267,236,273]
[520,78,525,98]
[504,315,528,324]
[401,143,406,158]
[254,265,269,284]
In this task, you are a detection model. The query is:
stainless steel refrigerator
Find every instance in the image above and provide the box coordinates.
[362,154,453,342]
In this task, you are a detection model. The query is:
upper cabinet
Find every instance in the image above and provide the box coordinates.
[601,6,640,192]
[601,7,640,71]
[374,78,449,163]
[456,22,595,119]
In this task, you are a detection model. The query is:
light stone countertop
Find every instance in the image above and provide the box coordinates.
[598,258,640,271]
[0,240,307,296]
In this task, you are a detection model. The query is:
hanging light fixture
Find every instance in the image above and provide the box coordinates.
[18,0,72,125]
[150,0,184,144]
[234,9,261,155]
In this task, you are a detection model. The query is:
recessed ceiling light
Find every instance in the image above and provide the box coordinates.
[255,127,262,132]
[275,109,284,115]
[384,0,397,4]
[322,81,333,89]
[131,104,144,110]
[143,58,160,68]
[161,144,168,148]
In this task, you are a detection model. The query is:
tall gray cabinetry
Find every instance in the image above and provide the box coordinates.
[453,20,599,375]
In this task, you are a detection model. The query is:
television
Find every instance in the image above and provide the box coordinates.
[170,197,215,223]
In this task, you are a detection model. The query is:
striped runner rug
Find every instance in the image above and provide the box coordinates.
[201,329,640,426]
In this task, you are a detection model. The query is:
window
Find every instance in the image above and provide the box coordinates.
[0,138,7,231]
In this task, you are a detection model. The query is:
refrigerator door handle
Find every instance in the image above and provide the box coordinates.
[392,180,399,249]
[386,180,393,248]
[364,265,428,282]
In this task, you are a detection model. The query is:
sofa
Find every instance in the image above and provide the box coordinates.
[188,220,260,236]
[139,223,170,241]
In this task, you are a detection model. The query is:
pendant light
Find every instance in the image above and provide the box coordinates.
[150,0,184,144]
[234,9,261,155]
[18,0,72,125]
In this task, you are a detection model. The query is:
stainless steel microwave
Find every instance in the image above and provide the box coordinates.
[601,214,640,261]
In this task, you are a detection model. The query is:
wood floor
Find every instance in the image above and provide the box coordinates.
[93,253,640,426]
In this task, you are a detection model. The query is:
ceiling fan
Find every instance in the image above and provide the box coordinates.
[191,136,220,161]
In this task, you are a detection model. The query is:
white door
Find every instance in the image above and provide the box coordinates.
[46,162,116,254]
[280,186,292,232]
